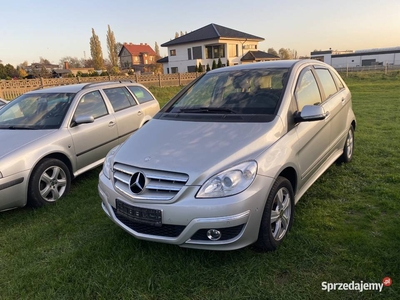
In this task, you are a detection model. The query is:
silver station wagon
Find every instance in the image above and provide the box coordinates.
[99,60,356,251]
[0,81,160,211]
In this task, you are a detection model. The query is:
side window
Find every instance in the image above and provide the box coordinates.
[315,69,338,100]
[127,86,155,104]
[295,69,322,111]
[103,87,135,111]
[75,91,108,119]
[330,71,345,90]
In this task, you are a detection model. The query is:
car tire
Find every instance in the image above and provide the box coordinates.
[254,176,294,252]
[339,125,354,163]
[27,158,71,208]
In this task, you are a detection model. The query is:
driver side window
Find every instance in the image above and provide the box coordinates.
[295,69,322,111]
[75,91,108,119]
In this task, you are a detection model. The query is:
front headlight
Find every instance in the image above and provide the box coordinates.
[197,161,257,198]
[102,145,121,179]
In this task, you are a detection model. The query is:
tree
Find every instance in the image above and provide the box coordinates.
[116,42,123,56]
[90,28,104,70]
[0,64,7,79]
[198,62,204,72]
[212,60,217,70]
[39,57,51,65]
[59,56,82,68]
[17,66,28,78]
[267,48,279,57]
[278,48,293,60]
[206,64,211,71]
[80,58,94,68]
[106,25,119,70]
[217,58,222,68]
[226,59,230,66]
[3,64,19,79]
[154,42,160,57]
[19,61,29,70]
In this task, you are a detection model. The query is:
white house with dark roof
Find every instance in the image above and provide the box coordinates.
[158,23,265,74]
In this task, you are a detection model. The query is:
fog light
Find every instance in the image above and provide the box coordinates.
[207,229,221,241]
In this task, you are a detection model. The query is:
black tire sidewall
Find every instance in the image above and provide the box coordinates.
[255,176,295,251]
[342,126,355,163]
[27,158,71,208]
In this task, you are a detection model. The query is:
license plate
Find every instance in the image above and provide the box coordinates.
[116,199,162,226]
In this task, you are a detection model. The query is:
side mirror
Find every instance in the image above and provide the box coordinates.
[294,105,329,123]
[74,115,94,126]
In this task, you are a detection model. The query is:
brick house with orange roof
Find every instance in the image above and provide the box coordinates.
[119,43,157,73]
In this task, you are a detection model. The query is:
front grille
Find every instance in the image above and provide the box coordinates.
[113,208,185,237]
[113,163,189,201]
[190,224,245,241]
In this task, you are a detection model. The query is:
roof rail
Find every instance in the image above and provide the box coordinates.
[81,80,136,90]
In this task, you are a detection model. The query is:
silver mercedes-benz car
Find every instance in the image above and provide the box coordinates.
[99,60,356,251]
[0,81,160,211]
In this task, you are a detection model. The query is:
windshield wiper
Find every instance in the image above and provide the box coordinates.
[2,126,36,130]
[178,107,236,114]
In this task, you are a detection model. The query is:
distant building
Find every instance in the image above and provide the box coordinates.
[26,63,60,74]
[119,43,157,73]
[311,47,400,68]
[241,50,279,64]
[158,23,265,74]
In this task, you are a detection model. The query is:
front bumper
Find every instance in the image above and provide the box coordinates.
[0,170,29,211]
[99,171,274,251]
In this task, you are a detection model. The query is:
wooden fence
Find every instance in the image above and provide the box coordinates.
[0,73,203,100]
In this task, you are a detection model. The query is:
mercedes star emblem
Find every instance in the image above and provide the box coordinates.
[129,172,146,194]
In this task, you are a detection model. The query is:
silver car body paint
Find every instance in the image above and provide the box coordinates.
[99,60,356,250]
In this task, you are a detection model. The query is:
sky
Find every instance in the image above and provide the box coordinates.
[1,0,400,67]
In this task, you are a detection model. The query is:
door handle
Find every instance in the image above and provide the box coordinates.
[341,97,346,105]
[137,111,143,116]
[108,121,116,127]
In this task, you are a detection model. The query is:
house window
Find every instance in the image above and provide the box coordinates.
[187,66,196,72]
[170,49,176,56]
[188,48,192,60]
[228,44,238,57]
[205,45,225,59]
[171,67,178,73]
[192,46,202,59]
[243,44,257,50]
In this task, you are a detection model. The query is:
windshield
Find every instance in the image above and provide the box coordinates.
[0,92,75,129]
[162,68,289,121]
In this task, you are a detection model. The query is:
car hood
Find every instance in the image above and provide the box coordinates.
[0,129,56,159]
[114,119,283,185]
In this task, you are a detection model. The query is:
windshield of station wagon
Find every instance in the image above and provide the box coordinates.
[164,68,289,120]
[0,93,75,130]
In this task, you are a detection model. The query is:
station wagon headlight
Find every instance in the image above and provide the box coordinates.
[102,145,120,179]
[197,161,257,198]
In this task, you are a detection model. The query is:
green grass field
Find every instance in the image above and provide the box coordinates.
[1,73,399,299]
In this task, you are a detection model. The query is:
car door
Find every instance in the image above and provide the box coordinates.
[126,85,160,117]
[102,87,144,144]
[69,90,119,171]
[327,69,351,151]
[293,67,331,184]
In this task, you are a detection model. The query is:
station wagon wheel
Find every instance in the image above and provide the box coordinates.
[28,158,71,208]
[339,125,354,163]
[254,176,294,252]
